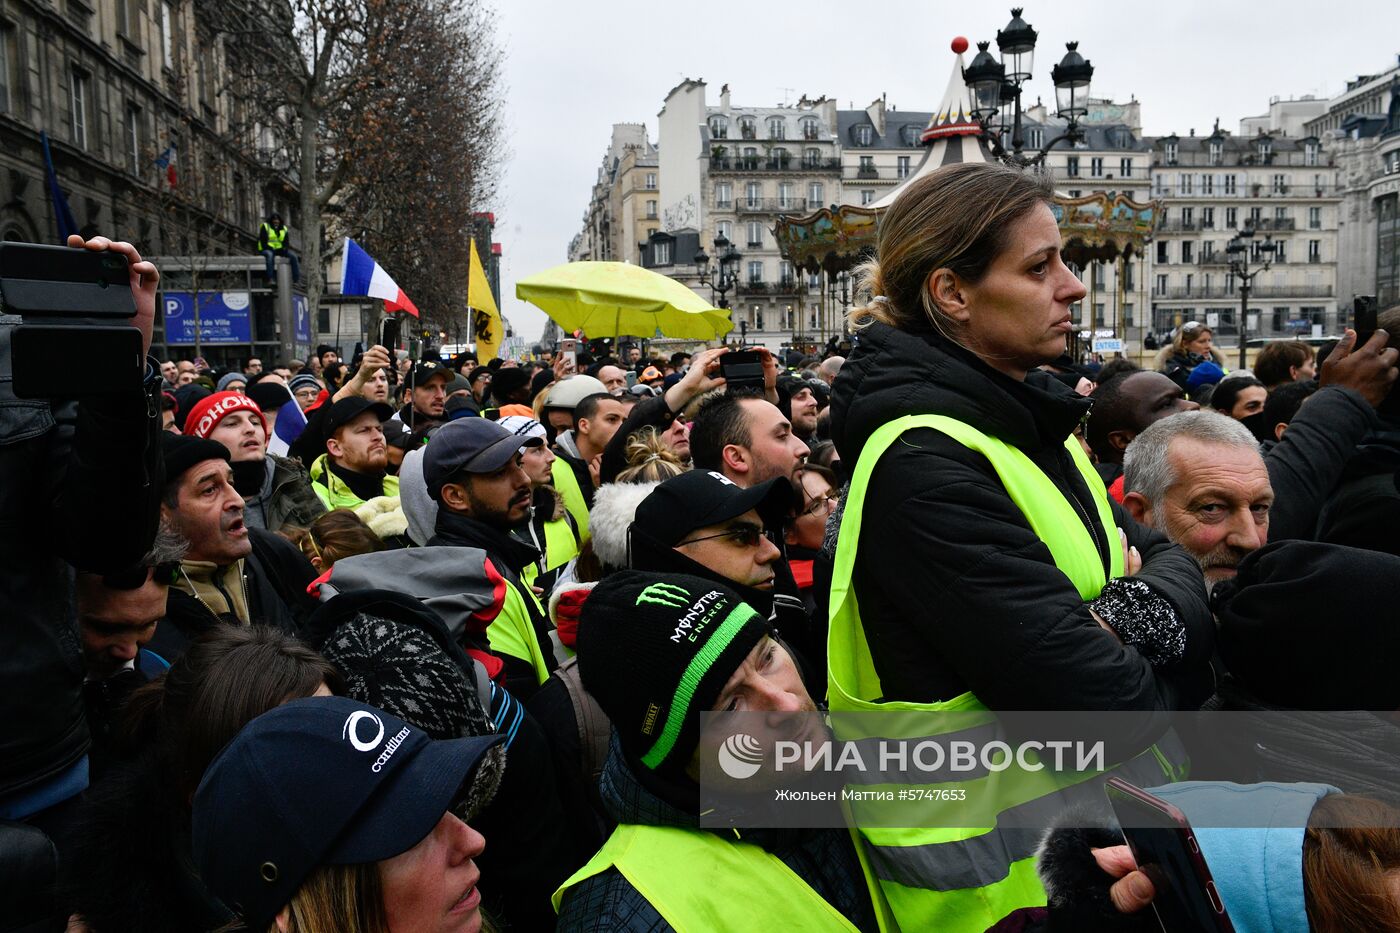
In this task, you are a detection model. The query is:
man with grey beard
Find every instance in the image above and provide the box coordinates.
[1121,411,1273,589]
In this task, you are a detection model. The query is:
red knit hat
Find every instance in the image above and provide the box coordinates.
[184,391,268,439]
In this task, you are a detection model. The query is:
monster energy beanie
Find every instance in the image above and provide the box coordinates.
[577,570,772,777]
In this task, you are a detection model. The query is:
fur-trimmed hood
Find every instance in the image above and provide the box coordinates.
[587,481,659,571]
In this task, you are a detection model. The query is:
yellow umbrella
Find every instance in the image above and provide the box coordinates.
[515,261,733,341]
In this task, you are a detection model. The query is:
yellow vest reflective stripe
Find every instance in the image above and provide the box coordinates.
[828,413,1184,932]
[551,457,591,539]
[553,823,862,931]
[487,580,552,686]
[261,223,288,250]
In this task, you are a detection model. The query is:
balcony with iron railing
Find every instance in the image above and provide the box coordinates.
[1251,217,1296,231]
[709,156,841,173]
[1152,284,1334,299]
[737,279,803,296]
[736,198,810,214]
[1149,184,1339,199]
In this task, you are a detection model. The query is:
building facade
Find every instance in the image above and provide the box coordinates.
[0,0,295,253]
[704,87,842,348]
[1304,57,1400,309]
[836,96,932,210]
[1142,126,1341,343]
[569,123,656,266]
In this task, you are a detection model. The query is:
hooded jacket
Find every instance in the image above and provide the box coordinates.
[553,429,597,509]
[429,510,558,696]
[829,323,1214,713]
[555,737,878,933]
[238,453,325,532]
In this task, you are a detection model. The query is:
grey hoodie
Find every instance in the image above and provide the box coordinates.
[398,446,438,546]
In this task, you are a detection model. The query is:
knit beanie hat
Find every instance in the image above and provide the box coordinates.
[497,415,548,442]
[1186,360,1226,389]
[215,372,247,393]
[577,571,772,777]
[183,391,268,438]
[321,614,495,741]
[172,383,211,425]
[247,381,293,413]
[289,373,322,396]
[162,432,230,488]
[489,367,531,405]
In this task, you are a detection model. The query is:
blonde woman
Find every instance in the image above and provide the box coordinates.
[1157,319,1219,387]
[193,697,502,933]
[826,161,1215,928]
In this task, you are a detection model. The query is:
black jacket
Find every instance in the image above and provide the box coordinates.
[1315,418,1400,555]
[555,737,878,933]
[57,749,235,933]
[0,317,162,800]
[1261,384,1376,543]
[429,509,558,697]
[148,529,315,662]
[599,394,676,484]
[829,323,1214,713]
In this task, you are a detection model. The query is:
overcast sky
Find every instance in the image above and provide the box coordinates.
[492,0,1399,343]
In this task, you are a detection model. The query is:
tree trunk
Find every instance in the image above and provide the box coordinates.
[299,106,323,348]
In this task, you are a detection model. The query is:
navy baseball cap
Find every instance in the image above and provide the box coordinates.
[422,417,542,500]
[633,471,793,548]
[191,696,503,930]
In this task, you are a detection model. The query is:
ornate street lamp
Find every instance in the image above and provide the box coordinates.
[1225,227,1276,369]
[964,7,1095,167]
[694,234,743,312]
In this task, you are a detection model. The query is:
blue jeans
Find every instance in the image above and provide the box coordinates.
[262,247,300,283]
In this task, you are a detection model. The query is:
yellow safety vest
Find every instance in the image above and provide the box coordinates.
[828,414,1186,932]
[521,512,581,589]
[551,457,591,540]
[309,454,399,510]
[554,823,864,932]
[261,222,288,250]
[488,579,553,687]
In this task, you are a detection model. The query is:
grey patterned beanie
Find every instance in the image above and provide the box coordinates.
[322,613,505,816]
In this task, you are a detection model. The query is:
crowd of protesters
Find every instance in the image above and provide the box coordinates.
[6,158,1400,932]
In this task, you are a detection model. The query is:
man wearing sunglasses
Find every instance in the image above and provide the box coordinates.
[626,470,822,683]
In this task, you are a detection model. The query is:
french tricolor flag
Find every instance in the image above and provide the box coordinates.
[339,237,420,317]
[267,394,307,458]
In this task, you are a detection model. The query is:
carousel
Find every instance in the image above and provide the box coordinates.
[774,34,1160,360]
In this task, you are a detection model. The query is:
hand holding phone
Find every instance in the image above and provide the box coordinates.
[1354,295,1378,349]
[378,316,400,351]
[558,338,578,372]
[1105,778,1234,932]
[719,349,766,392]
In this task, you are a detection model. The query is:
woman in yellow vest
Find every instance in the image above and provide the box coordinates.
[826,162,1217,931]
[555,571,884,932]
